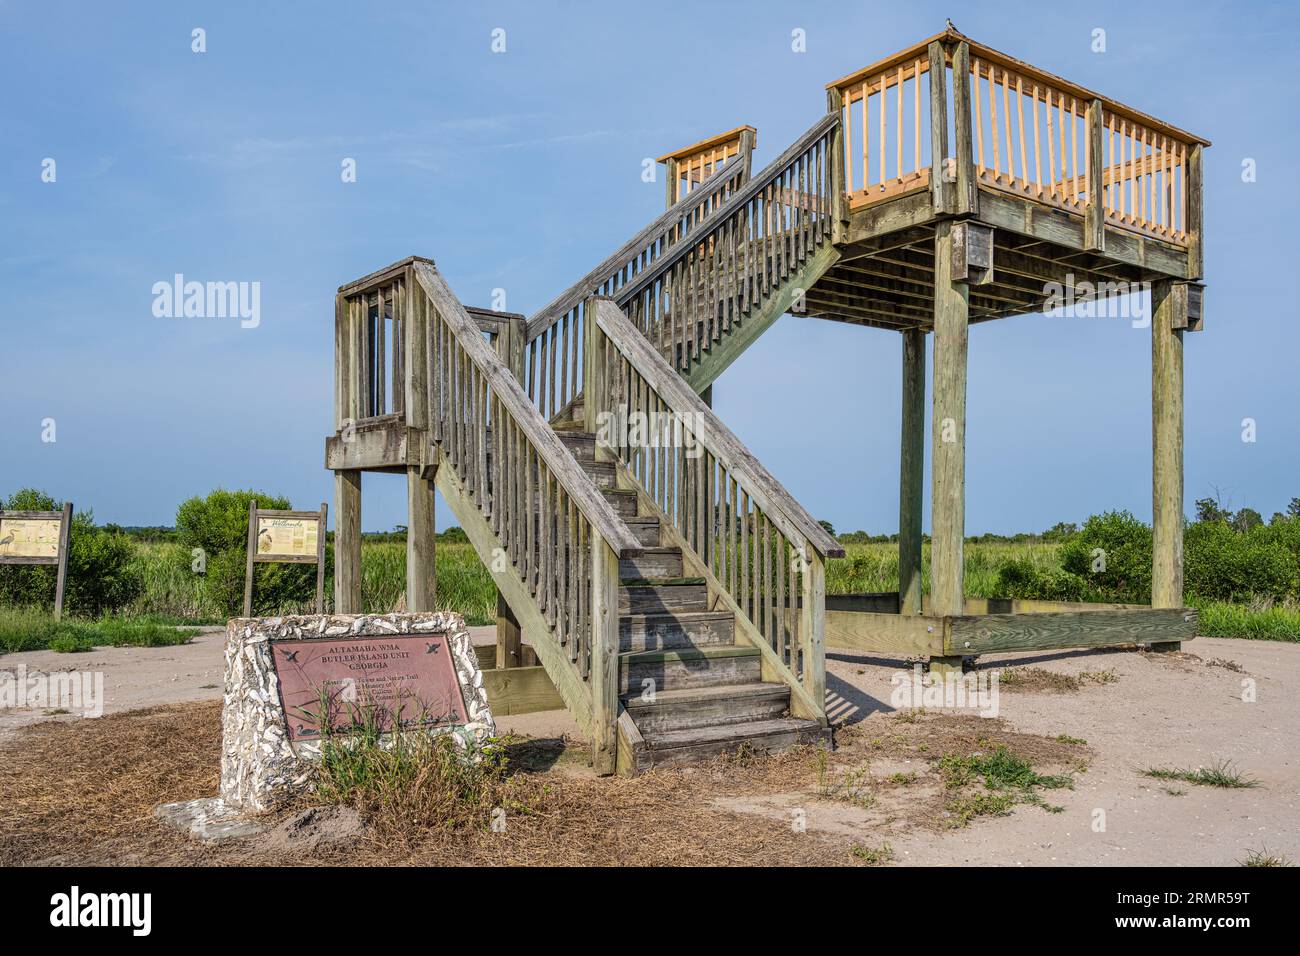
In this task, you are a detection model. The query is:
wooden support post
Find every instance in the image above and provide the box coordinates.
[1186,144,1204,280]
[663,157,679,209]
[52,502,72,621]
[1085,98,1105,251]
[899,328,926,615]
[1150,279,1185,652]
[314,502,328,614]
[406,466,436,612]
[496,591,523,669]
[737,127,757,184]
[950,41,977,216]
[334,470,362,613]
[799,551,826,713]
[242,498,257,618]
[927,40,951,213]
[589,533,620,775]
[826,87,848,240]
[930,221,969,644]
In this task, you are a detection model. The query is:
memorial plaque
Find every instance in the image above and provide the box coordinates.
[271,632,468,741]
[0,517,62,561]
[255,515,319,560]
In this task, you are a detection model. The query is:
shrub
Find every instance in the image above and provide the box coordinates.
[0,488,144,616]
[1185,521,1296,602]
[173,489,326,617]
[1058,510,1152,603]
[993,559,1090,602]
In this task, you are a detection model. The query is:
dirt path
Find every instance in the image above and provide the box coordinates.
[1,632,1294,865]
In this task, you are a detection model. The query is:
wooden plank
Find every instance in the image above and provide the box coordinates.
[931,221,968,618]
[947,607,1197,654]
[951,41,976,215]
[825,609,944,657]
[899,328,926,614]
[927,40,950,213]
[314,502,327,614]
[51,502,72,620]
[1186,144,1204,279]
[480,665,565,716]
[334,471,362,613]
[495,590,523,668]
[1085,98,1105,251]
[589,530,620,775]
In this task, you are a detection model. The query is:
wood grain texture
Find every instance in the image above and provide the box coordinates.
[947,608,1197,654]
[930,221,968,618]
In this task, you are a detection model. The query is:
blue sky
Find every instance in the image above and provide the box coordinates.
[2,1,1296,534]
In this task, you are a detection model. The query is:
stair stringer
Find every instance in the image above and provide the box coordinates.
[432,460,598,744]
[606,455,827,727]
[681,242,842,396]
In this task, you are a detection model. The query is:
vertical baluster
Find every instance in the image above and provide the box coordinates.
[1045,89,1056,199]
[861,81,869,192]
[740,491,751,619]
[878,72,886,188]
[1002,69,1014,185]
[988,63,1000,180]
[896,65,904,182]
[913,58,921,176]
[1032,85,1042,197]
[1016,75,1027,192]
[973,59,985,177]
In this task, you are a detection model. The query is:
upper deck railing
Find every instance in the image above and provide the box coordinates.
[826,28,1209,249]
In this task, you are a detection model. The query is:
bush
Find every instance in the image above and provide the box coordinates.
[1185,521,1296,602]
[173,489,327,617]
[0,488,144,616]
[1058,510,1152,603]
[992,559,1090,602]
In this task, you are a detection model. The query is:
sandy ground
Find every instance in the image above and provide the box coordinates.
[1,630,1295,865]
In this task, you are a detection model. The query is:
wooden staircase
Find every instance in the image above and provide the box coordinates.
[555,414,830,770]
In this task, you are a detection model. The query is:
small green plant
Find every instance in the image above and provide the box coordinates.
[945,791,1016,827]
[887,771,918,785]
[1141,759,1260,789]
[850,842,895,864]
[1055,734,1087,745]
[48,633,92,653]
[938,745,1075,826]
[1239,848,1292,867]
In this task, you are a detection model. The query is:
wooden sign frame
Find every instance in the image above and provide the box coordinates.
[243,500,328,617]
[0,503,73,619]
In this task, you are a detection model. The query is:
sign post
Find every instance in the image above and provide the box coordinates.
[0,502,74,619]
[242,501,328,617]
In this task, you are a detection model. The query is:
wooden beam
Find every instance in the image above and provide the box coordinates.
[495,590,523,669]
[406,466,436,612]
[951,40,976,215]
[589,531,621,775]
[930,221,968,621]
[1186,144,1204,280]
[334,470,362,613]
[480,664,565,715]
[899,328,926,615]
[1085,98,1105,252]
[1151,279,1185,650]
[947,607,1197,654]
[928,40,951,213]
[825,609,944,657]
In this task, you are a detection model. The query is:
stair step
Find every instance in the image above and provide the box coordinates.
[603,489,638,518]
[619,582,707,614]
[622,682,790,734]
[619,547,683,580]
[620,645,760,693]
[619,610,734,652]
[581,460,617,489]
[558,431,595,462]
[624,517,661,547]
[637,717,829,768]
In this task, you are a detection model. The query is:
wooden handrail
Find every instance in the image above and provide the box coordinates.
[412,262,642,559]
[591,299,842,561]
[826,26,1210,148]
[615,113,840,310]
[525,153,747,342]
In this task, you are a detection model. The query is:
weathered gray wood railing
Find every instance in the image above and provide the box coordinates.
[410,261,643,772]
[586,298,842,720]
[613,113,838,380]
[522,153,749,421]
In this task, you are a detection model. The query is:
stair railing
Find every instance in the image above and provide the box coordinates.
[411,260,642,772]
[586,298,844,721]
[522,153,749,421]
[613,113,839,379]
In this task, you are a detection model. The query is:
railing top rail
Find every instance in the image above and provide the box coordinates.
[656,124,757,164]
[826,26,1211,149]
[591,299,844,561]
[614,112,839,310]
[524,153,745,341]
[337,255,432,297]
[412,262,643,558]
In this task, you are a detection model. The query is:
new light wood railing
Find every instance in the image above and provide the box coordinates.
[586,298,843,719]
[614,114,838,377]
[827,30,1207,249]
[408,260,641,771]
[659,125,756,206]
[523,153,749,421]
